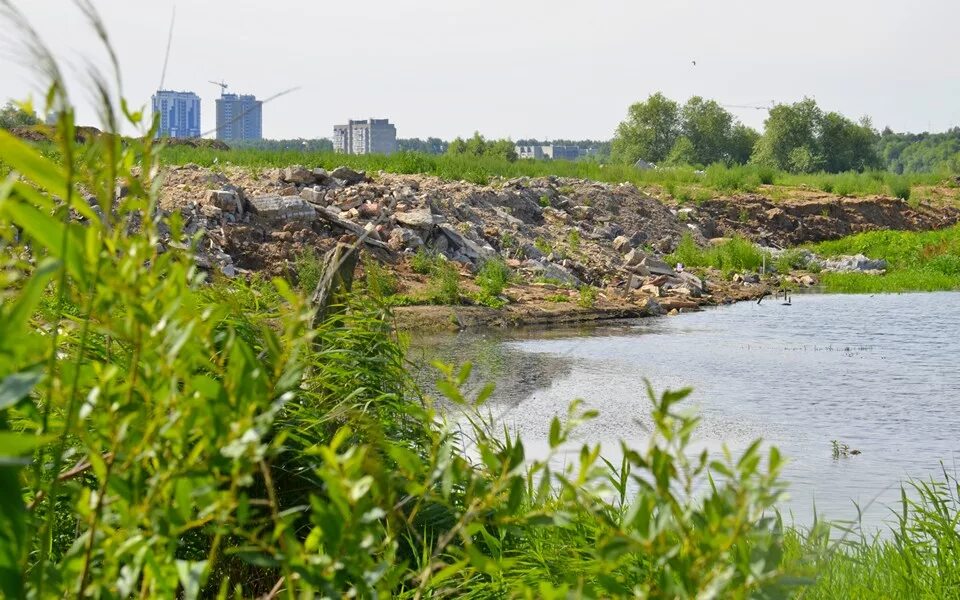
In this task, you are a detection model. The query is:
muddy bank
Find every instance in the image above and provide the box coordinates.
[391,277,771,332]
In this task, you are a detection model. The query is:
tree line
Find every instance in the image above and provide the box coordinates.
[610,93,960,174]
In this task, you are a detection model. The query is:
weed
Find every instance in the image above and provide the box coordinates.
[567,229,581,251]
[577,285,599,308]
[429,260,461,304]
[534,237,553,256]
[364,256,398,299]
[475,257,511,297]
[411,247,441,274]
[294,249,324,293]
[539,194,551,207]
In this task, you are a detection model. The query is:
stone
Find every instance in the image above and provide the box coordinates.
[637,296,665,316]
[640,284,661,297]
[613,235,631,252]
[387,227,423,252]
[200,204,222,219]
[640,256,675,276]
[623,248,646,266]
[678,271,704,292]
[395,207,438,228]
[311,168,329,183]
[330,166,366,185]
[300,186,326,205]
[437,223,496,263]
[817,254,888,273]
[205,190,243,216]
[281,165,314,185]
[799,274,819,286]
[249,195,317,223]
[359,202,381,219]
[525,260,582,287]
[741,273,760,284]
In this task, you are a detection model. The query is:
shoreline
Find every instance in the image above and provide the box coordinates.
[391,279,771,332]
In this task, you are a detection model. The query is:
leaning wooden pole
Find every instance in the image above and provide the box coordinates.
[310,241,359,329]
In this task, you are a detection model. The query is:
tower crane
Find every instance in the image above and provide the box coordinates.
[209,80,229,96]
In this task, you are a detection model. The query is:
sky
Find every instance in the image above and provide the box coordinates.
[3,0,960,141]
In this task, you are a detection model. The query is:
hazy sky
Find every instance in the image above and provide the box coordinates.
[3,0,960,141]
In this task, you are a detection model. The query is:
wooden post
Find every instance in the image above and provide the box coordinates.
[310,242,359,328]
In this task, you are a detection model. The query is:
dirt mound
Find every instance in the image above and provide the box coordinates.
[691,195,960,247]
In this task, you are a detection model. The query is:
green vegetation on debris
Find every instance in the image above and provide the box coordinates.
[666,234,767,273]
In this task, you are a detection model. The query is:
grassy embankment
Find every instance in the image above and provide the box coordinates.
[157,145,957,204]
[811,225,960,293]
[664,226,960,294]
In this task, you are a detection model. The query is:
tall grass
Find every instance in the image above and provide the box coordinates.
[666,233,767,272]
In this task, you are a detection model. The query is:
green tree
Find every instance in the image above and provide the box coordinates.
[751,97,823,172]
[728,123,761,165]
[666,136,697,166]
[680,96,734,165]
[611,92,680,164]
[0,101,40,130]
[819,113,881,172]
[447,131,517,161]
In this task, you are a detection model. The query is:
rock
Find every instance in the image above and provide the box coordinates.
[330,166,366,185]
[387,227,424,252]
[311,168,329,183]
[569,205,595,221]
[200,204,222,220]
[623,248,646,266]
[640,256,675,276]
[521,243,544,260]
[300,186,326,205]
[249,195,317,223]
[205,190,243,216]
[437,224,496,263]
[281,165,314,185]
[359,202,381,219]
[817,254,888,272]
[531,261,581,287]
[279,185,298,196]
[741,273,760,284]
[637,296,665,316]
[799,274,819,286]
[678,271,705,292]
[613,235,632,252]
[396,208,439,229]
[640,284,661,297]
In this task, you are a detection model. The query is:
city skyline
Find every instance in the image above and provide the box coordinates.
[3,1,960,141]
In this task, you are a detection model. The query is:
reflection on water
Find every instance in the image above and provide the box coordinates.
[409,292,960,530]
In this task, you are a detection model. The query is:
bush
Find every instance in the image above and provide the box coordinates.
[430,260,461,304]
[887,175,912,200]
[411,247,441,274]
[577,285,599,308]
[475,257,511,297]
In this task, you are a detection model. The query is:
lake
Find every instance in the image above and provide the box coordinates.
[408,292,960,530]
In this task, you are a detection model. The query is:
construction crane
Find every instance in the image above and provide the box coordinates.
[209,80,229,96]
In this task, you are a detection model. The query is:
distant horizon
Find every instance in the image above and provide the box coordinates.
[3,0,959,140]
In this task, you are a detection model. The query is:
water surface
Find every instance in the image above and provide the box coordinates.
[410,292,960,529]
